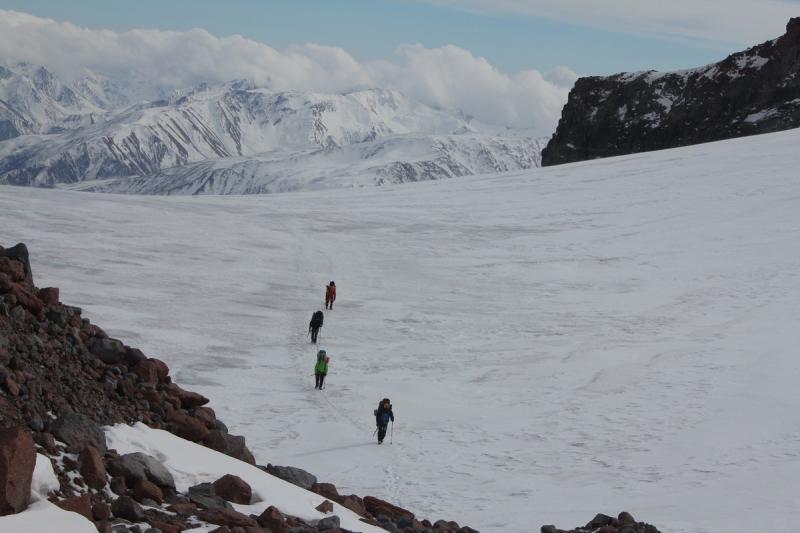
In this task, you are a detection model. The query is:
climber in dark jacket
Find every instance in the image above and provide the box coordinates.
[308,310,323,343]
[374,398,394,444]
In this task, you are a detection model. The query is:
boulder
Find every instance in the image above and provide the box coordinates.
[222,434,255,464]
[168,410,209,441]
[0,427,36,515]
[134,479,164,504]
[90,338,127,364]
[37,287,59,306]
[317,515,340,531]
[125,347,147,366]
[315,499,334,513]
[212,474,252,504]
[193,406,216,428]
[586,513,614,529]
[166,502,198,516]
[79,445,108,489]
[311,482,339,500]
[339,495,367,517]
[112,452,175,489]
[618,511,636,525]
[187,482,232,510]
[93,501,111,521]
[167,384,209,408]
[265,464,317,490]
[197,507,258,528]
[257,505,288,533]
[133,359,160,384]
[110,495,145,522]
[54,494,93,520]
[9,283,42,315]
[51,412,107,453]
[0,244,32,284]
[363,496,414,522]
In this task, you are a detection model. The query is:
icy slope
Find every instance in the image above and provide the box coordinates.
[1,129,799,532]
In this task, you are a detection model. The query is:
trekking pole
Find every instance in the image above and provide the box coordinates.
[390,421,393,444]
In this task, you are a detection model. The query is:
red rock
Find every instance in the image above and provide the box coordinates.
[0,272,11,293]
[143,389,163,405]
[54,494,93,520]
[3,376,19,397]
[193,406,217,427]
[9,282,43,315]
[202,431,228,453]
[0,258,25,282]
[197,507,258,528]
[150,521,182,533]
[152,358,170,382]
[363,496,415,521]
[92,501,111,521]
[168,410,210,441]
[37,287,59,306]
[312,482,340,500]
[133,359,160,384]
[339,495,367,517]
[257,505,288,533]
[167,502,198,516]
[0,427,36,515]
[315,499,334,513]
[169,384,209,408]
[134,479,164,504]
[212,474,252,504]
[79,445,107,490]
[209,527,232,533]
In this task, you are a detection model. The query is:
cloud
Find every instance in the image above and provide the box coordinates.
[0,10,574,133]
[414,0,797,47]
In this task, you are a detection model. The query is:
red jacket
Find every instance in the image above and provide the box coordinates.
[325,284,336,301]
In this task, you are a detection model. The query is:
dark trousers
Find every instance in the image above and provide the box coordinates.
[310,327,319,343]
[315,373,326,389]
[377,424,388,442]
[325,298,333,310]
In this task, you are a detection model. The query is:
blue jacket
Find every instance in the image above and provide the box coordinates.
[375,405,394,427]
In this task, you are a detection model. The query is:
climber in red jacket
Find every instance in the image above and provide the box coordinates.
[325,281,336,310]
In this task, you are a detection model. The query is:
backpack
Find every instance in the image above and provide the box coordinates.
[311,311,323,327]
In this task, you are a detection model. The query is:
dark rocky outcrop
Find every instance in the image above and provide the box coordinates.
[542,18,800,166]
[542,511,661,533]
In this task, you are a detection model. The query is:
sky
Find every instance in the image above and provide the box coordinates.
[0,1,797,131]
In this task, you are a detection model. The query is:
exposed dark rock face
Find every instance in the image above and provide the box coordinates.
[541,511,661,533]
[542,18,800,166]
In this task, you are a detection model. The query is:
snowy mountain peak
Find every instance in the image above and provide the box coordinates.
[0,64,546,193]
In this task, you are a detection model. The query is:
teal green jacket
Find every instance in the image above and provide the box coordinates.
[315,359,328,374]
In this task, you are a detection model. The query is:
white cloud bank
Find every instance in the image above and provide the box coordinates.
[418,0,798,47]
[0,10,576,132]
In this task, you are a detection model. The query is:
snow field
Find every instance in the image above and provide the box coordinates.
[1,128,800,532]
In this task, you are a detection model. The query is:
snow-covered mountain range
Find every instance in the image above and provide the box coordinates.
[0,63,546,194]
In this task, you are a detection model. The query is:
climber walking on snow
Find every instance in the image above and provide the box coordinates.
[314,349,329,389]
[308,310,324,343]
[374,398,394,444]
[325,281,336,310]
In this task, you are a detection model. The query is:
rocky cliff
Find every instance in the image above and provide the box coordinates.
[541,18,800,166]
